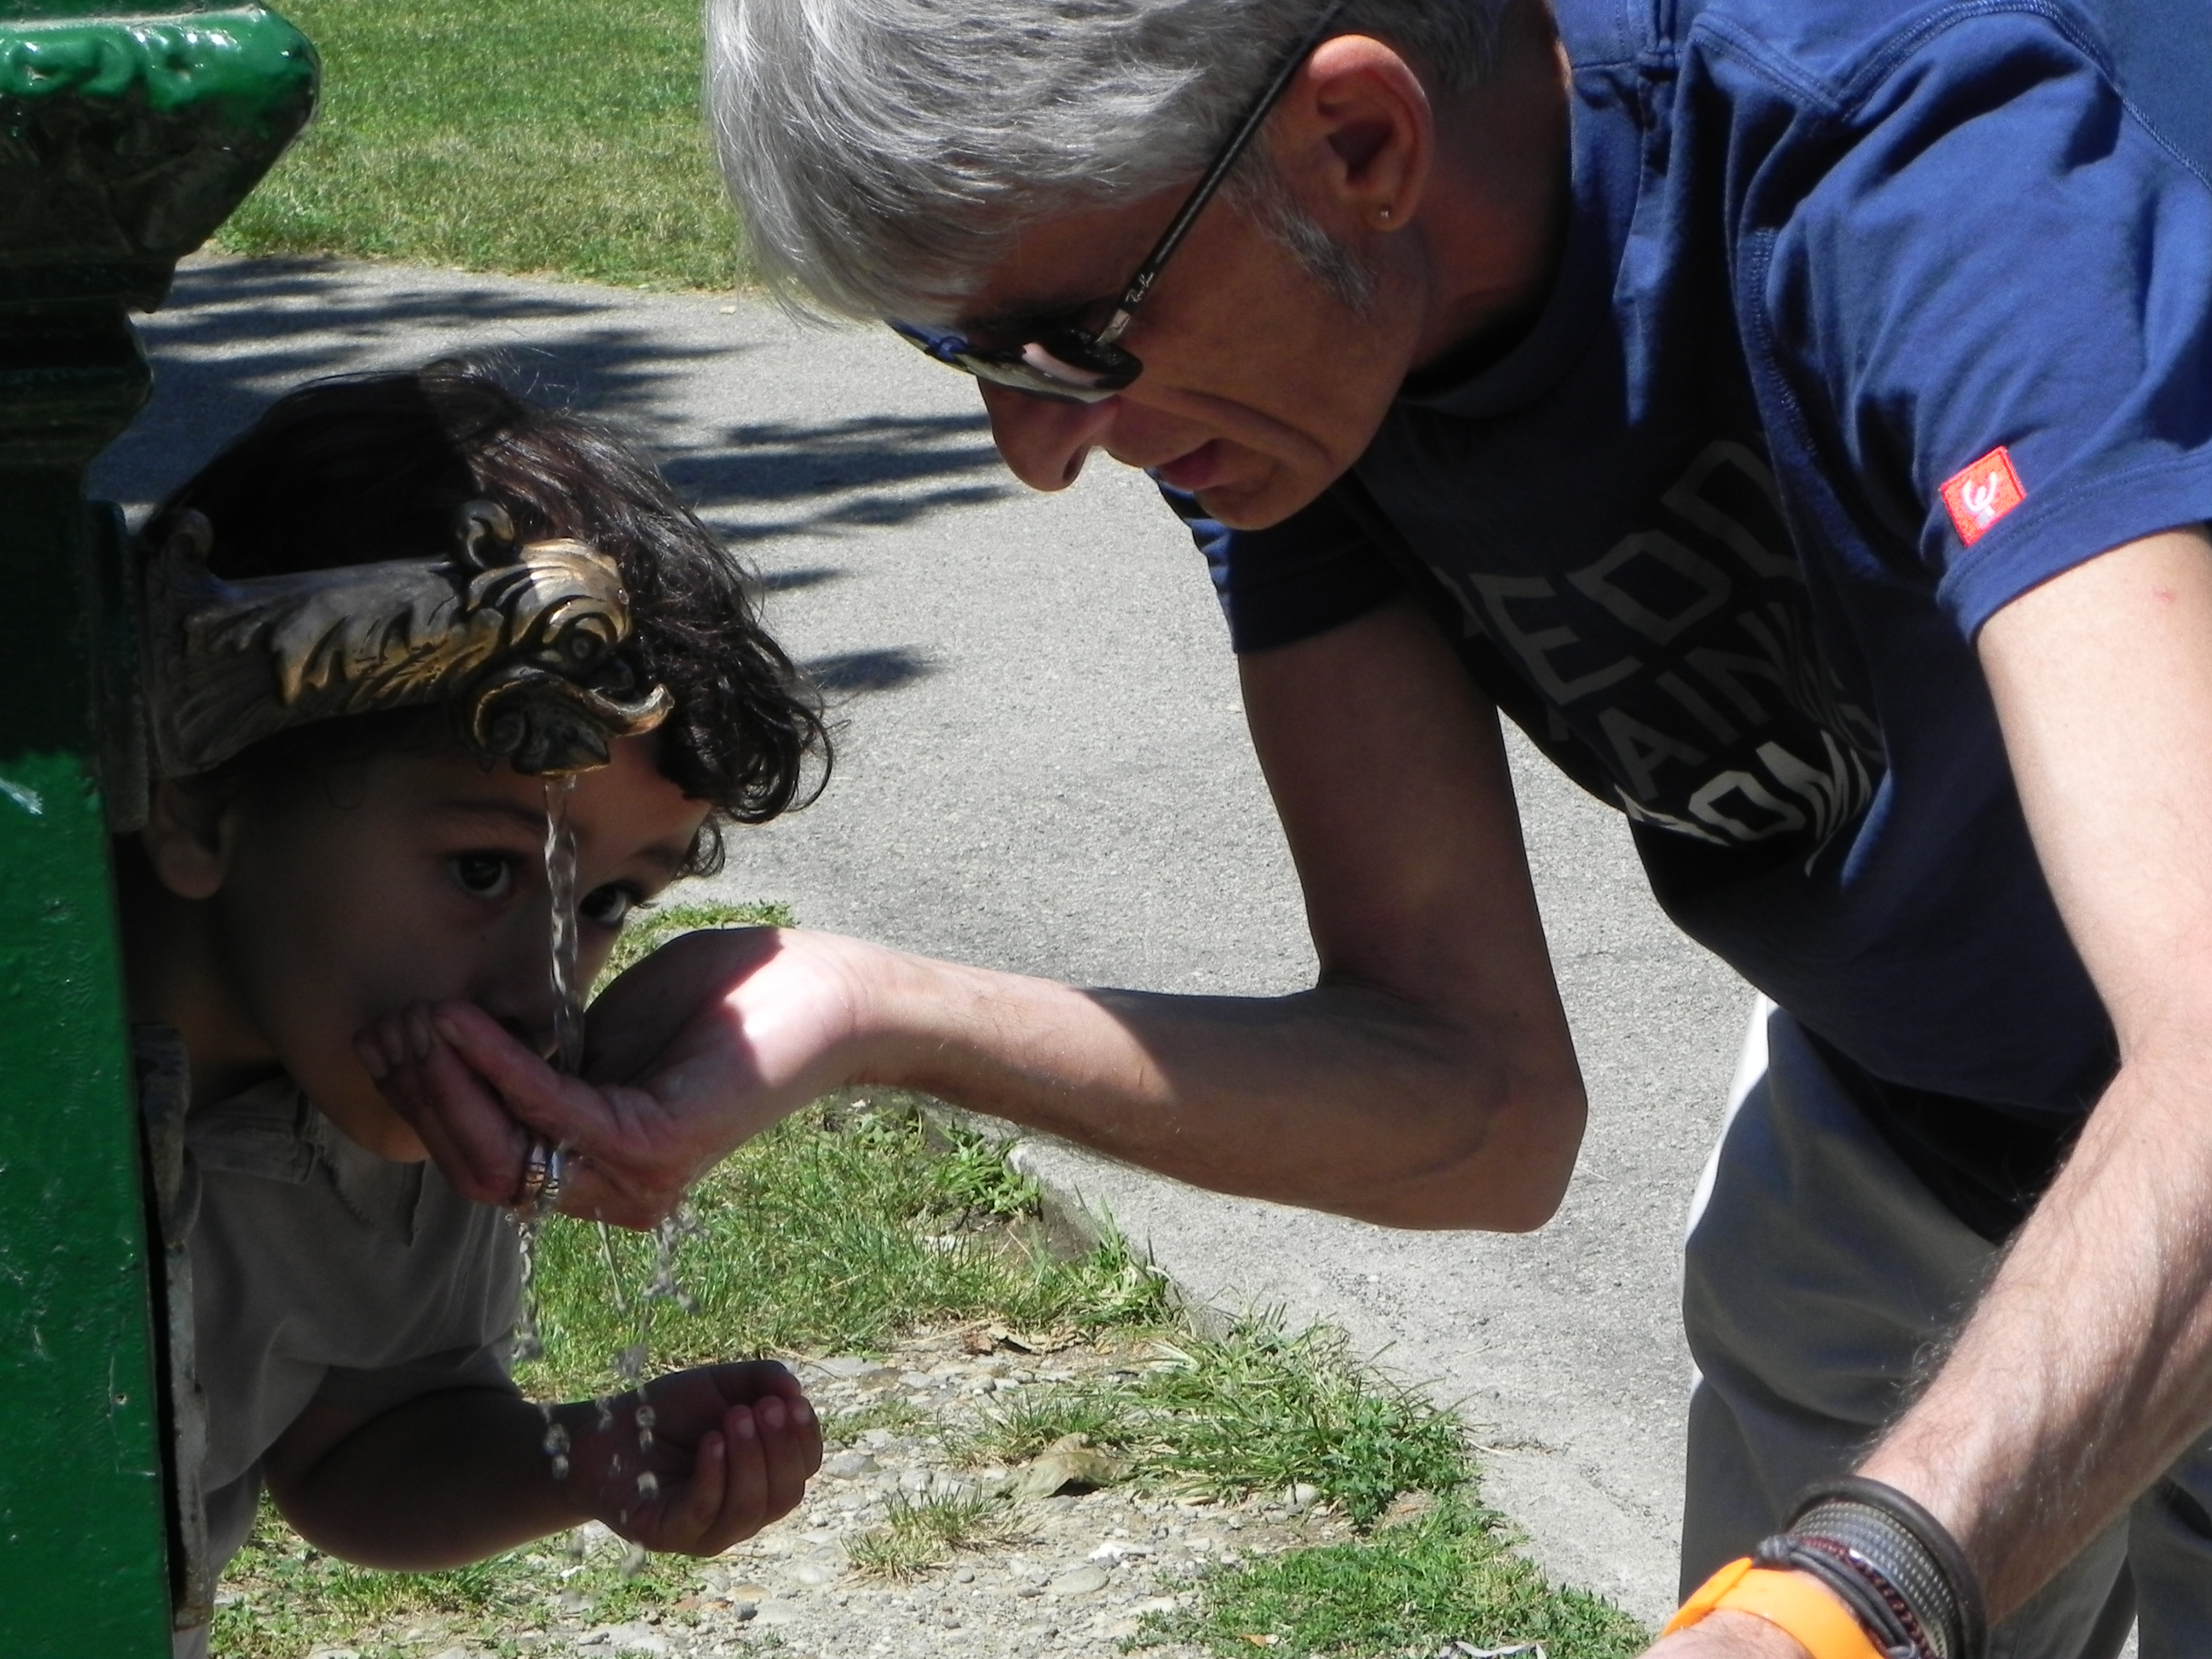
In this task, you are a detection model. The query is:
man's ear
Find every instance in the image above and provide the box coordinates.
[140,779,238,901]
[1274,33,1434,234]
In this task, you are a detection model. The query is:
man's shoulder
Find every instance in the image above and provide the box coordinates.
[1668,0,2116,109]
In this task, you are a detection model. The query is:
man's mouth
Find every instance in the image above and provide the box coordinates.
[1151,440,1227,492]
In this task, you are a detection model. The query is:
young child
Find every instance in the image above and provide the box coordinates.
[118,363,829,1645]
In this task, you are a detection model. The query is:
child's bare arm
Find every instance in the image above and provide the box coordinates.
[263,1362,821,1571]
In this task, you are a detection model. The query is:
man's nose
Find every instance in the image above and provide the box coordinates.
[980,382,1118,491]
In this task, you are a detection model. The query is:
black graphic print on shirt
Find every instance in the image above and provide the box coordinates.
[1391,435,1883,862]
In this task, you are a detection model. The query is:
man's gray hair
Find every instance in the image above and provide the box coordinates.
[707,0,1512,323]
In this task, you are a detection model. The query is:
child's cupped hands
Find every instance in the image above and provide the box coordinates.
[559,1359,822,1555]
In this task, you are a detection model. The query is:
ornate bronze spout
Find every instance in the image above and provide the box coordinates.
[142,499,674,781]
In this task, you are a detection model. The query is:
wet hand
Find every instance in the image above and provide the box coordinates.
[356,927,882,1227]
[561,1361,822,1556]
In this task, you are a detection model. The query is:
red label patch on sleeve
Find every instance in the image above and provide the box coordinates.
[1940,446,2026,546]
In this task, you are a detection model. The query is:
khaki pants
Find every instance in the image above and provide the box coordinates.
[1680,1002,2212,1658]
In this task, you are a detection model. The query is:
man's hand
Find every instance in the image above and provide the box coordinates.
[560,1360,823,1555]
[358,926,885,1227]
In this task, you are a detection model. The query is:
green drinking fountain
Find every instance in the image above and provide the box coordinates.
[0,5,314,1650]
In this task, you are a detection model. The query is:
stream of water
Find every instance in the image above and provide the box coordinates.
[518,776,697,1528]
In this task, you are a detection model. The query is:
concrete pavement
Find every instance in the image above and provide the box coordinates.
[96,255,1750,1624]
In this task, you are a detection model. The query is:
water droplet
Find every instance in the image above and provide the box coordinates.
[636,1471,661,1502]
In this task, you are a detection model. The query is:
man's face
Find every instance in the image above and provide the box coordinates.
[176,735,707,1158]
[947,16,1571,531]
[966,187,1427,529]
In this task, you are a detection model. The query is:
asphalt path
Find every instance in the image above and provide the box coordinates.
[98,255,1750,1623]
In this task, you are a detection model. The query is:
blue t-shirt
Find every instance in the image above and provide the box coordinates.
[1179,0,2212,1229]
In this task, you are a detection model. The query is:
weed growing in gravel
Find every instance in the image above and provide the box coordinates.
[1136,1325,1467,1524]
[844,1489,1034,1580]
[821,1395,936,1446]
[1136,1496,1648,1659]
[961,1385,1141,1465]
[932,1128,1046,1218]
[953,1322,1464,1525]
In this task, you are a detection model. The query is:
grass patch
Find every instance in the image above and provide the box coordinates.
[513,1097,1172,1400]
[953,1322,1467,1526]
[959,1385,1137,1467]
[844,1490,1033,1582]
[217,0,744,289]
[212,1510,699,1659]
[1138,1496,1649,1659]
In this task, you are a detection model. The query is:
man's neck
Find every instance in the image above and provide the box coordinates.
[1406,0,1575,375]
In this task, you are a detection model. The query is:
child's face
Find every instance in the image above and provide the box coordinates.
[151,735,709,1159]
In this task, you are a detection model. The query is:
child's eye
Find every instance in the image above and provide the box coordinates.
[580,883,640,927]
[451,852,518,900]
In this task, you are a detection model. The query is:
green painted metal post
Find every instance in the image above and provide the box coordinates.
[0,6,313,1650]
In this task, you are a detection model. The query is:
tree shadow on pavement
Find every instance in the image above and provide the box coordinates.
[92,256,1012,559]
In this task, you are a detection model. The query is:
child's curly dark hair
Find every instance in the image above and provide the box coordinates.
[144,362,830,872]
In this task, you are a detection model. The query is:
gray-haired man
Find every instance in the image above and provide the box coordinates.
[371,1,2212,1652]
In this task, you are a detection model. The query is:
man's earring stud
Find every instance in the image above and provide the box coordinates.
[1376,205,1395,224]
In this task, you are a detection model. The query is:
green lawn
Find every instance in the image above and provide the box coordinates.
[219,0,742,289]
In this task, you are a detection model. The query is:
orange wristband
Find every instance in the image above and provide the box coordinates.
[1664,1557,1885,1659]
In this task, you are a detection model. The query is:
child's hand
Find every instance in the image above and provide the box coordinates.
[561,1359,822,1554]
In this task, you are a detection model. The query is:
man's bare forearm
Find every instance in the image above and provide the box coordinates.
[854,945,1586,1229]
[1860,1050,2212,1614]
[846,598,1590,1232]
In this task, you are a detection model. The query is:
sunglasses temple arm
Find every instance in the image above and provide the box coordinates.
[1094,0,1355,346]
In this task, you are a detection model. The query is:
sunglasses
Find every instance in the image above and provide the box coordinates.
[891,0,1353,403]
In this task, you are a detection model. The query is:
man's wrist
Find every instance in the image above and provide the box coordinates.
[1690,1610,1818,1656]
[1666,1559,1880,1659]
[1668,1477,1987,1659]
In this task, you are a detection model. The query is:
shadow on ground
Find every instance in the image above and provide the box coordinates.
[91,257,1004,702]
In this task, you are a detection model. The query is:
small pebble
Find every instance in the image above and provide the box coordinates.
[794,1561,838,1586]
[1048,1565,1111,1598]
[824,1451,881,1479]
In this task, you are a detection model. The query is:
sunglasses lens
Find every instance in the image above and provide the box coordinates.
[1023,330,1139,396]
[890,321,1136,403]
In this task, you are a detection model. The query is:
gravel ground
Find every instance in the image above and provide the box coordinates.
[300,1325,1358,1659]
